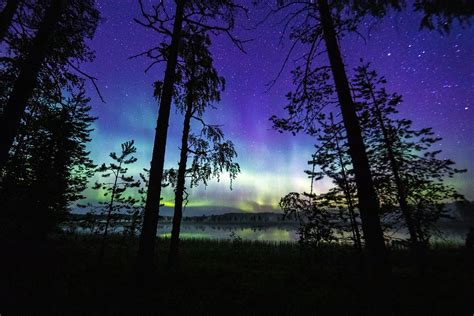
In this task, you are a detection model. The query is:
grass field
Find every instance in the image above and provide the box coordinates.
[2,234,473,315]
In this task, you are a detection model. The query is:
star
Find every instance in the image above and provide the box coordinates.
[79,0,474,209]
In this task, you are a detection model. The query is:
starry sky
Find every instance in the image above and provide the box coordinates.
[81,0,474,215]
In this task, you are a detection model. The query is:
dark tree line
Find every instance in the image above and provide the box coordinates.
[0,0,100,169]
[0,0,68,169]
[0,0,100,239]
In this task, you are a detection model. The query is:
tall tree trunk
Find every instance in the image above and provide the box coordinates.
[0,0,67,170]
[136,0,185,285]
[316,0,392,308]
[167,98,193,269]
[0,0,20,42]
[363,71,420,247]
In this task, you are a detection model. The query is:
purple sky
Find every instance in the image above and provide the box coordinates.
[81,1,474,213]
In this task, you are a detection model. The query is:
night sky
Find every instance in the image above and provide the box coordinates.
[81,0,474,214]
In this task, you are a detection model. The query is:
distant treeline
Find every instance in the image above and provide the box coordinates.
[68,211,299,225]
[67,200,474,226]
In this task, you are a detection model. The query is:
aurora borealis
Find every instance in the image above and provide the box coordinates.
[81,0,473,215]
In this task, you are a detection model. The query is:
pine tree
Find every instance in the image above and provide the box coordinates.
[353,63,466,244]
[121,169,149,239]
[316,1,391,296]
[163,31,240,268]
[309,113,363,249]
[92,140,140,259]
[268,2,391,298]
[134,0,246,283]
[352,63,419,248]
[268,0,473,305]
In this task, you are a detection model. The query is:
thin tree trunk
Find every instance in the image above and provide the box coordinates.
[136,0,185,285]
[316,0,392,308]
[99,163,121,260]
[0,0,20,42]
[346,196,362,250]
[0,0,67,170]
[363,72,420,247]
[333,123,362,251]
[168,97,193,269]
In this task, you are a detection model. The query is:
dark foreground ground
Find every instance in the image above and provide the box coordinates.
[1,235,473,315]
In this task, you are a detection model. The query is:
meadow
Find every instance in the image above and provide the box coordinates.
[2,234,473,315]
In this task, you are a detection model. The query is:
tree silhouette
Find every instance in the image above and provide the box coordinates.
[334,0,473,33]
[134,0,246,283]
[0,0,21,42]
[0,0,100,170]
[0,0,100,240]
[121,169,149,238]
[0,0,67,169]
[414,0,474,32]
[308,112,363,250]
[0,86,96,239]
[267,0,474,304]
[275,57,467,255]
[162,31,240,268]
[353,62,466,244]
[266,1,392,300]
[92,140,140,259]
[352,63,420,249]
[280,192,338,247]
[316,1,392,298]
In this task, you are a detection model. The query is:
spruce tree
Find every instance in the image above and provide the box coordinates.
[0,86,96,239]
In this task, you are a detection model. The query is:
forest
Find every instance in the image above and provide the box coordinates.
[0,0,473,314]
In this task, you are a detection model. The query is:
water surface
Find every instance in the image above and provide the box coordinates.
[157,224,299,242]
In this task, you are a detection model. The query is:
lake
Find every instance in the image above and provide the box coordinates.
[73,222,471,244]
[157,224,300,242]
[154,223,470,244]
